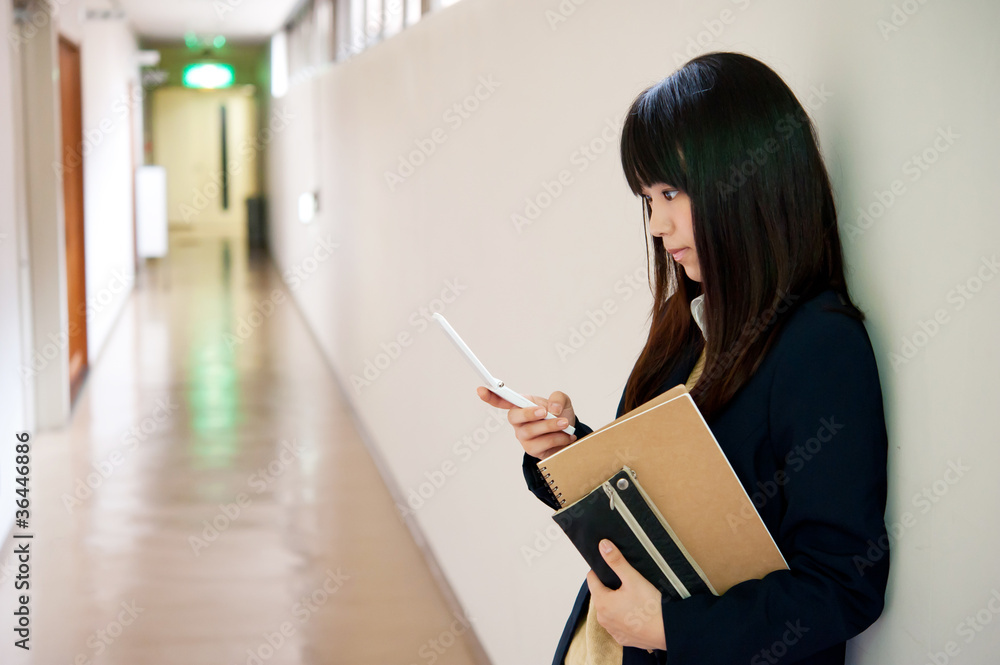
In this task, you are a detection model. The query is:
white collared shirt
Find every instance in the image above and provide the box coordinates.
[691,294,706,339]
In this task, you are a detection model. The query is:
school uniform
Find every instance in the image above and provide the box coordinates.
[522,288,890,664]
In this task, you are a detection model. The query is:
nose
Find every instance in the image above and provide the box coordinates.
[648,202,673,238]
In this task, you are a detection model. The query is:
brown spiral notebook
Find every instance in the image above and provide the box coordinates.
[537,385,788,594]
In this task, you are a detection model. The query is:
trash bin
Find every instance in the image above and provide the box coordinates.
[247,195,267,250]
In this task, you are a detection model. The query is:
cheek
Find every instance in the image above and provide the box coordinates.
[676,198,696,239]
[681,214,696,243]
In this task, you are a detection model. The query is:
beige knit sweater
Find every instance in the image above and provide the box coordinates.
[564,343,706,664]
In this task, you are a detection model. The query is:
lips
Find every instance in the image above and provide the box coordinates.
[666,247,688,261]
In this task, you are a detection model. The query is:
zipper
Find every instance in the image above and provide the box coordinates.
[603,478,691,599]
[627,469,718,596]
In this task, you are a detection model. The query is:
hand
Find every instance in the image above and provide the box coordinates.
[586,539,667,651]
[476,387,577,460]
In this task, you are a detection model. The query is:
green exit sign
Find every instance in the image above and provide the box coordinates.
[182,63,235,89]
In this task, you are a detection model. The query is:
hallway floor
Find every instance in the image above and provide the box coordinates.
[1,236,483,665]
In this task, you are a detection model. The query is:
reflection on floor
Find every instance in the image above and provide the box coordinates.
[0,236,483,665]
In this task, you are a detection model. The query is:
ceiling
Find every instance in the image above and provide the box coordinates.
[111,0,304,43]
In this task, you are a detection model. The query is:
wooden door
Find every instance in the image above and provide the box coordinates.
[59,36,88,403]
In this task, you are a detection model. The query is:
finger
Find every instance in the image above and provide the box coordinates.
[598,540,634,583]
[547,390,570,416]
[514,423,577,457]
[523,432,576,459]
[586,569,605,596]
[476,386,515,410]
[507,402,557,426]
[535,442,572,461]
[513,410,575,437]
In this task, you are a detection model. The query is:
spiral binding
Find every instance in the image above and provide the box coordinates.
[539,465,567,505]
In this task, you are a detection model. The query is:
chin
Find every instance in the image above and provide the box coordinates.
[683,267,702,283]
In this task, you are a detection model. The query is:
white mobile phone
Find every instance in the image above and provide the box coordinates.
[432,313,575,435]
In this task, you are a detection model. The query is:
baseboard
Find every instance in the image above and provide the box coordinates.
[266,259,494,665]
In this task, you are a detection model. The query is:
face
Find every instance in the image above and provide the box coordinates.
[640,183,701,282]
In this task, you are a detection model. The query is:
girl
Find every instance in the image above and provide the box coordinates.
[478,51,889,664]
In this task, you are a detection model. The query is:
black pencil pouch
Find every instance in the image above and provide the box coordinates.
[551,466,716,601]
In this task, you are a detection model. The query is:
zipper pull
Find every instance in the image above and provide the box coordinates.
[602,482,615,511]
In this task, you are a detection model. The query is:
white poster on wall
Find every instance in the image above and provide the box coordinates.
[136,165,168,258]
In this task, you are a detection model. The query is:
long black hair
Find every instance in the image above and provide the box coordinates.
[619,51,859,419]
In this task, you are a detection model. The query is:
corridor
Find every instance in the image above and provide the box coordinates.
[2,0,999,662]
[0,237,481,665]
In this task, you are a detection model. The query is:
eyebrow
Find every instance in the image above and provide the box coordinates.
[640,184,678,194]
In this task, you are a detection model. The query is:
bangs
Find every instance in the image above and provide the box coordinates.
[620,83,689,196]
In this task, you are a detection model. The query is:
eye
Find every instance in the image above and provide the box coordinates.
[640,189,680,203]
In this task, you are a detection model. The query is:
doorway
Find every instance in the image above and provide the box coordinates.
[58,36,88,404]
[151,87,259,239]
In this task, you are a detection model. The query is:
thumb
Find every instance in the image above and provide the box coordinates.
[599,540,636,583]
[547,390,570,416]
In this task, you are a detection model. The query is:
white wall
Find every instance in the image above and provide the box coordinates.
[20,0,70,430]
[266,1,1000,662]
[61,7,141,367]
[8,1,140,432]
[0,0,32,539]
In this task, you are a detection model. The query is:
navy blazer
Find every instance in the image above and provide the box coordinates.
[522,289,889,665]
